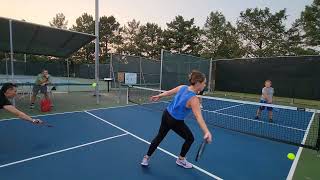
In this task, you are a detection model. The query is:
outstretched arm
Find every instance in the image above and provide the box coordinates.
[151,85,184,101]
[3,105,42,124]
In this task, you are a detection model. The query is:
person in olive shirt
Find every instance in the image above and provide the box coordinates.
[0,83,42,124]
[30,69,51,109]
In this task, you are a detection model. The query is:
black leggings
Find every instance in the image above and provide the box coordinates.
[147,110,194,157]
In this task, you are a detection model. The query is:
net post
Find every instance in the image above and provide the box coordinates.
[159,49,164,90]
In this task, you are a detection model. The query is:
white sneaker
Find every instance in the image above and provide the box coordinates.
[141,156,149,166]
[176,158,193,169]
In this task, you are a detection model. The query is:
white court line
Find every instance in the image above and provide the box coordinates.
[286,113,316,180]
[0,133,128,168]
[214,104,245,112]
[202,109,306,132]
[84,111,223,180]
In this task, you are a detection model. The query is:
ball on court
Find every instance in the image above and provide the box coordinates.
[287,153,295,160]
[92,83,97,87]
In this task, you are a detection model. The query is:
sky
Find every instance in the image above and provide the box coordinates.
[0,0,314,29]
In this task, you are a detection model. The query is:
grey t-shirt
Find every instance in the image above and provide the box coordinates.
[261,87,274,101]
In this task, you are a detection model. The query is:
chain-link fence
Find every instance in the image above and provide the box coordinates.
[161,50,213,91]
[110,54,161,89]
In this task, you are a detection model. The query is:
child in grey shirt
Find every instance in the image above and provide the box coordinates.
[255,80,274,122]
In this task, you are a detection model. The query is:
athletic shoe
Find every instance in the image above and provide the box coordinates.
[141,156,149,166]
[176,158,193,169]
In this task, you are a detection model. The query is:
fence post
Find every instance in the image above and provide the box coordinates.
[159,49,164,90]
[9,19,15,106]
[208,58,213,92]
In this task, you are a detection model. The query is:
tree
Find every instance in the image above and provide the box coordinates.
[117,19,141,56]
[70,13,95,63]
[49,13,68,29]
[71,13,94,33]
[201,11,244,59]
[99,15,121,58]
[299,0,320,49]
[215,25,245,59]
[136,23,163,59]
[284,20,318,55]
[163,16,201,55]
[237,8,288,57]
[111,30,124,54]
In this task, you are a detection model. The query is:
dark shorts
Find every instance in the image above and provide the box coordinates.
[32,85,48,95]
[259,100,273,111]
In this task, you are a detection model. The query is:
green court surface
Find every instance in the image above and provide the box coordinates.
[0,90,125,120]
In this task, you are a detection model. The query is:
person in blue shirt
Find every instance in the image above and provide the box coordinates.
[141,71,212,169]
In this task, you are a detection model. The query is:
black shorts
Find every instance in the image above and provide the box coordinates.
[32,85,48,95]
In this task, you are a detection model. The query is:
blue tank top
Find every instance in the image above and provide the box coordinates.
[167,85,196,120]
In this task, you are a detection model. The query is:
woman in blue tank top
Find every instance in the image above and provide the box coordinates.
[141,71,212,169]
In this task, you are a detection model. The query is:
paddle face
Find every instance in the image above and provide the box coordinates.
[195,141,207,162]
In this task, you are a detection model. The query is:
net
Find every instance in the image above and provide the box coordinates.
[127,85,320,150]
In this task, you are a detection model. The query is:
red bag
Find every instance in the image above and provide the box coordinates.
[40,99,52,112]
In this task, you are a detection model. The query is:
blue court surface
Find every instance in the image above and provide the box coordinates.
[0,100,312,180]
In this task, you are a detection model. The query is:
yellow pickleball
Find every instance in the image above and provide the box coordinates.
[287,153,295,160]
[92,82,97,87]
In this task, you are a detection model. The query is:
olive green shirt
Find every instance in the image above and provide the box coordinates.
[35,73,51,85]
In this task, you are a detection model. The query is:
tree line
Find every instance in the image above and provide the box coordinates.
[1,0,319,63]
